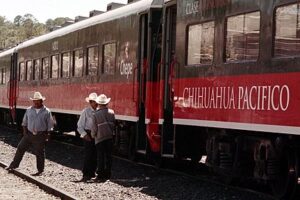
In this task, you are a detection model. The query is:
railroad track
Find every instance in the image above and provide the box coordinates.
[0,161,77,200]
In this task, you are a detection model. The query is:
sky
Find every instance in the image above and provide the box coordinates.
[0,0,128,23]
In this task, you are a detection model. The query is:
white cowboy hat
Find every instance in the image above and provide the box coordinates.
[96,94,111,105]
[30,91,46,101]
[85,92,98,103]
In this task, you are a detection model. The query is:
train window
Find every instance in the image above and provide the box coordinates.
[61,52,70,78]
[51,55,59,79]
[0,69,2,84]
[187,21,215,65]
[226,11,260,62]
[87,46,98,76]
[103,43,116,75]
[274,3,300,57]
[6,69,10,83]
[26,60,33,81]
[33,59,40,80]
[42,57,49,79]
[73,49,83,77]
[2,68,6,84]
[19,62,26,81]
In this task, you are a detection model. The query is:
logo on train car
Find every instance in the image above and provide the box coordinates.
[119,42,134,79]
[179,85,290,112]
[185,0,231,15]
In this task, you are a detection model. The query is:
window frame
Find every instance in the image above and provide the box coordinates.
[33,58,41,81]
[19,62,26,81]
[86,44,99,76]
[50,54,60,79]
[102,41,117,75]
[185,20,216,66]
[26,60,33,81]
[41,57,50,80]
[72,48,84,77]
[224,10,261,63]
[272,2,300,58]
[61,51,71,78]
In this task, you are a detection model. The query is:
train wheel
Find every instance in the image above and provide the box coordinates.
[271,148,300,199]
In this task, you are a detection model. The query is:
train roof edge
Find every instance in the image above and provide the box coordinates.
[0,0,163,58]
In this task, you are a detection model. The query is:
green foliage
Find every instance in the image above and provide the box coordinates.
[0,14,72,52]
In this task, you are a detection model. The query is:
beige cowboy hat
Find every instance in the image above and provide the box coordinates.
[96,94,111,105]
[85,92,98,103]
[30,91,46,101]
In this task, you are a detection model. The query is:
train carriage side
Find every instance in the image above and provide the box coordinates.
[0,49,18,126]
[166,0,300,199]
[14,0,164,157]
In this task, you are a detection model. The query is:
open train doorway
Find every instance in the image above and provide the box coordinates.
[136,9,163,155]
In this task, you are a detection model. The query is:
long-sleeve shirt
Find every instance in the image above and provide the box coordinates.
[22,105,53,134]
[91,107,116,144]
[77,107,97,137]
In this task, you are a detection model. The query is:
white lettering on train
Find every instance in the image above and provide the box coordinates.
[182,85,290,112]
[120,61,133,79]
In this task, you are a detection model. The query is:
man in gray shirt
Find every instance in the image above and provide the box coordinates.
[6,92,53,176]
[91,94,115,182]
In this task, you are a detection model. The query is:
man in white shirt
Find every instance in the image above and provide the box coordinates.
[77,92,98,181]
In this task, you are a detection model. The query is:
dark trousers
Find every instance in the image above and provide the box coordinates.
[96,139,113,179]
[10,133,46,172]
[82,139,97,177]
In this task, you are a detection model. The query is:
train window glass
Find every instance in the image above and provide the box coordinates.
[103,43,116,75]
[0,69,2,84]
[74,49,83,77]
[51,55,59,79]
[274,3,300,57]
[62,52,70,78]
[42,57,49,79]
[6,69,10,83]
[19,62,26,81]
[33,59,40,80]
[2,68,6,84]
[226,11,260,62]
[187,21,215,65]
[26,60,33,81]
[87,46,98,76]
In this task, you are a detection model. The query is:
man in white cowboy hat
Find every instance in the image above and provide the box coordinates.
[77,92,98,181]
[91,94,115,182]
[6,91,53,176]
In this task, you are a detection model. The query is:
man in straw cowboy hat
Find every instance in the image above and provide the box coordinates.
[77,92,99,181]
[91,94,116,182]
[6,91,53,176]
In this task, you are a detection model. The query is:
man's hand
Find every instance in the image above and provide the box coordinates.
[22,127,28,136]
[83,134,92,142]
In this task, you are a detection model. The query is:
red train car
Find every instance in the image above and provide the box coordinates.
[1,0,300,198]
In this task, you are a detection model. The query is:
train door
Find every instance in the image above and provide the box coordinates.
[8,52,18,124]
[161,3,177,157]
[136,9,163,155]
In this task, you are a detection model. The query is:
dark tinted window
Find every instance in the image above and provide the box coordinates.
[19,62,26,81]
[226,11,260,62]
[33,59,40,80]
[51,55,59,79]
[26,60,33,81]
[275,3,300,57]
[87,46,98,76]
[42,57,49,79]
[74,49,83,77]
[187,21,215,65]
[103,43,116,75]
[62,52,70,78]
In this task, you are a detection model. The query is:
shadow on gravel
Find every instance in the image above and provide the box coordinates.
[0,127,275,200]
